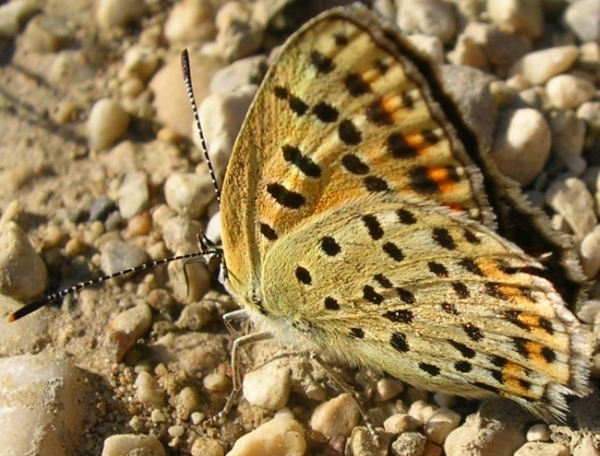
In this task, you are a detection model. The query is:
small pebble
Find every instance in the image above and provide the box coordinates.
[546,75,595,110]
[119,45,159,83]
[514,442,570,456]
[509,46,580,85]
[89,197,116,221]
[487,0,543,39]
[406,34,444,66]
[374,378,404,402]
[118,171,149,219]
[0,221,48,300]
[346,426,391,456]
[191,436,225,456]
[203,372,230,393]
[108,304,153,361]
[490,108,551,186]
[433,393,457,408]
[168,425,184,438]
[391,432,427,456]
[87,98,130,151]
[100,239,150,275]
[310,393,360,438]
[549,110,586,159]
[209,55,267,94]
[564,0,600,43]
[227,415,306,456]
[243,361,291,411]
[102,434,165,456]
[526,423,551,442]
[151,409,167,423]
[0,0,42,37]
[383,413,419,434]
[176,386,201,420]
[545,178,597,238]
[176,302,212,331]
[215,1,263,61]
[579,225,600,278]
[164,172,214,219]
[96,0,146,29]
[397,0,456,44]
[164,0,216,45]
[126,212,152,236]
[22,14,68,53]
[577,101,600,132]
[424,407,461,445]
[134,371,165,407]
[577,299,600,324]
[408,399,438,424]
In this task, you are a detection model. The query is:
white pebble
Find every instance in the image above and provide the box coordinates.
[215,1,262,61]
[102,434,165,456]
[509,46,580,85]
[406,34,444,66]
[243,361,291,411]
[424,406,461,445]
[310,393,360,438]
[134,371,165,407]
[545,178,597,238]
[0,221,48,300]
[577,101,600,132]
[546,75,596,110]
[549,110,586,158]
[227,415,306,456]
[96,0,146,29]
[168,425,185,438]
[526,423,551,442]
[490,108,551,186]
[433,392,457,408]
[151,409,167,423]
[88,98,130,151]
[577,300,600,324]
[164,172,214,219]
[564,0,600,43]
[119,45,159,83]
[118,171,149,219]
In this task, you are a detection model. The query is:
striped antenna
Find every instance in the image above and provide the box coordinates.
[181,49,221,204]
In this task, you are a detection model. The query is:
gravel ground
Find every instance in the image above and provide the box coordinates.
[0,0,599,455]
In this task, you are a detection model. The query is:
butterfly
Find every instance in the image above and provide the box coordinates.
[214,3,591,423]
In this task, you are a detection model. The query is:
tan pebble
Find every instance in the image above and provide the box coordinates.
[487,0,543,38]
[191,436,224,456]
[63,237,83,257]
[101,434,165,456]
[176,386,201,420]
[0,222,48,300]
[580,226,600,278]
[151,204,176,229]
[546,178,596,238]
[120,78,145,98]
[577,300,600,324]
[88,98,130,151]
[96,0,146,29]
[384,413,419,434]
[164,172,215,219]
[168,425,184,438]
[119,45,159,82]
[310,393,360,438]
[164,0,216,45]
[4,165,35,190]
[433,393,457,408]
[374,378,404,401]
[156,126,183,144]
[150,409,166,423]
[134,371,165,408]
[43,224,63,248]
[203,372,230,393]
[227,415,306,456]
[391,431,427,456]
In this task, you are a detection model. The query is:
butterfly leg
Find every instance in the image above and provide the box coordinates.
[222,309,250,335]
[310,353,381,445]
[213,330,273,421]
